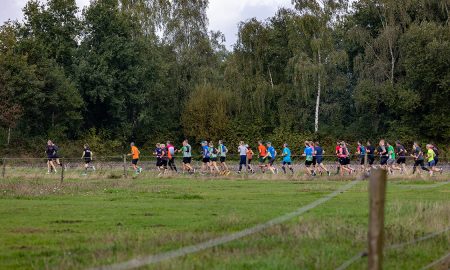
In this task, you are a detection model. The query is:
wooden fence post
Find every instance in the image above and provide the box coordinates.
[60,160,64,184]
[2,158,6,178]
[364,152,368,171]
[123,155,127,178]
[368,168,387,270]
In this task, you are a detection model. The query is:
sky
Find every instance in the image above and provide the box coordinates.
[0,0,294,48]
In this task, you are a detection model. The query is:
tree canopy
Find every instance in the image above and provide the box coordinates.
[0,0,449,154]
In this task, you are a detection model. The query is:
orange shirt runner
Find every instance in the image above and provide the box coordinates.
[131,146,140,159]
[258,145,267,157]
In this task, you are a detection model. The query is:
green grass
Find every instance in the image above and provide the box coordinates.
[0,172,449,270]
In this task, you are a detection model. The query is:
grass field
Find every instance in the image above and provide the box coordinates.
[0,172,449,270]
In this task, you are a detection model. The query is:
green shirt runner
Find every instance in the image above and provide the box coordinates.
[182,144,192,158]
[388,145,395,159]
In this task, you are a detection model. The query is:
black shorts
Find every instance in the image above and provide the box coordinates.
[339,158,347,166]
[202,157,210,163]
[269,158,276,166]
[396,157,406,164]
[345,158,350,165]
[132,159,139,165]
[380,156,388,165]
[211,157,217,162]
[259,157,266,163]
[156,158,162,166]
[316,158,323,164]
[305,160,313,167]
[183,157,192,164]
[312,156,317,165]
[84,158,91,164]
[220,157,226,163]
[360,158,365,165]
[282,161,291,165]
[248,159,252,164]
[368,156,375,165]
[160,159,168,167]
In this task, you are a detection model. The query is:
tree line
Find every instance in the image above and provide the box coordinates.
[0,0,449,156]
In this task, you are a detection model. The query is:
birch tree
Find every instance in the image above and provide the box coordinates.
[290,0,348,133]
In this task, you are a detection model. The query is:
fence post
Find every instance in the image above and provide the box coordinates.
[368,168,387,270]
[123,154,127,178]
[364,152,368,171]
[2,158,6,178]
[60,160,64,184]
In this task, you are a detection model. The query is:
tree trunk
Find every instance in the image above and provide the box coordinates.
[388,38,395,86]
[7,127,11,145]
[314,49,321,133]
[268,67,274,89]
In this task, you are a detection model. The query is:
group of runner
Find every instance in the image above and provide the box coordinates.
[138,139,443,177]
[45,139,443,177]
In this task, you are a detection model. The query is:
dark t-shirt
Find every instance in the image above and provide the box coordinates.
[154,148,162,158]
[46,145,56,157]
[414,147,423,160]
[84,148,92,158]
[367,145,375,158]
[377,146,387,157]
[396,145,406,157]
[315,146,323,158]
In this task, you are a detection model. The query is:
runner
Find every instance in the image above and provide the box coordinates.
[246,146,255,173]
[159,144,169,175]
[335,141,341,175]
[377,140,388,167]
[395,141,407,173]
[154,143,162,172]
[314,142,330,176]
[338,142,354,175]
[411,142,429,175]
[356,141,366,171]
[51,141,62,167]
[303,141,316,176]
[45,140,57,174]
[340,141,355,175]
[201,141,211,174]
[128,142,142,174]
[258,141,268,173]
[387,141,402,173]
[432,143,440,166]
[281,143,294,175]
[237,141,248,173]
[366,141,375,167]
[218,140,229,174]
[425,144,443,176]
[265,142,278,174]
[311,141,316,168]
[208,142,220,173]
[180,139,194,173]
[81,144,95,175]
[166,141,177,172]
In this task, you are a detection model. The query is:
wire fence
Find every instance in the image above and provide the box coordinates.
[0,154,448,182]
[336,226,450,270]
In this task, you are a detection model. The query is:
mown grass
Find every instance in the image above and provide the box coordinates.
[0,172,449,270]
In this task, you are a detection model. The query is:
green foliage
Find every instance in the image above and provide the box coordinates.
[0,0,449,155]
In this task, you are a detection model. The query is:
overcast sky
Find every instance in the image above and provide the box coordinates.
[0,0,293,48]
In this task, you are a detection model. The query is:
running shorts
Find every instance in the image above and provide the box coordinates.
[132,159,139,165]
[396,157,406,164]
[183,157,192,164]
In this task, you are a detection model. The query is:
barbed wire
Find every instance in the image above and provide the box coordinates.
[420,252,450,270]
[335,226,450,270]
